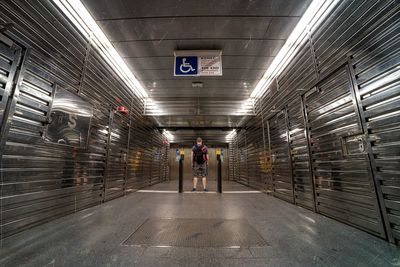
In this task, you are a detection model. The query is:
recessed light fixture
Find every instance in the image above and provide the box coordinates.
[163,130,174,141]
[225,129,237,141]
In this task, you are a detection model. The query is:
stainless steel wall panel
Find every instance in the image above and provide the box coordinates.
[311,0,394,78]
[263,119,273,193]
[228,145,235,181]
[230,0,398,243]
[269,110,293,203]
[350,1,400,243]
[0,1,167,240]
[125,125,167,191]
[0,2,86,87]
[244,122,266,189]
[0,36,20,127]
[236,130,248,185]
[304,67,385,238]
[81,51,134,108]
[287,96,314,210]
[104,111,130,201]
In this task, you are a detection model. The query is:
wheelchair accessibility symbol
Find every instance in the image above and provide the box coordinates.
[175,56,198,76]
[180,58,196,73]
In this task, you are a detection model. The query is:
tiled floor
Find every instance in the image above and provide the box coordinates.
[1,181,399,267]
[142,180,254,192]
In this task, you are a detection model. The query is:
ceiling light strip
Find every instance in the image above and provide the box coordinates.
[250,0,340,99]
[52,0,148,99]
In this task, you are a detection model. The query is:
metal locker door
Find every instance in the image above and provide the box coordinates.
[237,130,248,184]
[0,34,22,146]
[104,111,130,201]
[287,97,315,211]
[269,110,294,203]
[303,66,386,238]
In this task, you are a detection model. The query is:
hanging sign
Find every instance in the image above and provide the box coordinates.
[174,50,222,76]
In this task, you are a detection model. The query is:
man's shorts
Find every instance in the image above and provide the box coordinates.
[192,162,208,178]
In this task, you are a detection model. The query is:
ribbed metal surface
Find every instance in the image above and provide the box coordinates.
[0,35,20,128]
[81,0,312,128]
[236,130,248,184]
[349,0,400,243]
[269,110,293,203]
[123,218,267,247]
[0,1,168,239]
[230,0,399,243]
[304,67,385,238]
[104,112,130,201]
[287,97,314,210]
[228,145,235,180]
[244,122,266,188]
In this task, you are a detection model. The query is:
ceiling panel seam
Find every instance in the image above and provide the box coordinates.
[95,15,302,21]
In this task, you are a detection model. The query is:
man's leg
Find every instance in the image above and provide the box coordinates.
[193,176,198,189]
[202,163,208,190]
[202,177,207,189]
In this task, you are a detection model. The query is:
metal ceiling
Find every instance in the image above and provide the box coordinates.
[166,129,235,146]
[82,0,312,133]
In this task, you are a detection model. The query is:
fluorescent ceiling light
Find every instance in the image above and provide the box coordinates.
[250,0,340,99]
[163,130,174,141]
[225,129,237,142]
[52,0,148,99]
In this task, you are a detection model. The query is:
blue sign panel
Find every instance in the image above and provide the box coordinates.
[175,56,198,76]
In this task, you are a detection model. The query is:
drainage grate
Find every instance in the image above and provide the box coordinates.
[122,218,268,247]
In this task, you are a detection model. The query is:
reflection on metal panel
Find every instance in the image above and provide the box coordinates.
[240,121,266,189]
[0,35,20,128]
[237,130,248,185]
[264,119,273,193]
[304,67,385,238]
[231,0,399,243]
[44,87,93,148]
[287,97,314,210]
[0,1,168,240]
[269,110,293,203]
[228,145,235,181]
[104,111,129,201]
[352,2,400,243]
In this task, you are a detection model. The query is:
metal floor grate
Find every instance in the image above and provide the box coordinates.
[122,218,268,247]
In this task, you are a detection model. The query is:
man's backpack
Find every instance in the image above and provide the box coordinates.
[193,145,207,164]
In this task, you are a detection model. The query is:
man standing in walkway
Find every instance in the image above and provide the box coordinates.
[191,137,209,192]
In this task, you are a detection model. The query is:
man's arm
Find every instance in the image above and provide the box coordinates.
[191,150,194,167]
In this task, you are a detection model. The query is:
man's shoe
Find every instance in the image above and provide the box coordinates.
[204,188,208,192]
[191,188,196,192]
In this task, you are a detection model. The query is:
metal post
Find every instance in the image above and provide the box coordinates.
[300,94,318,213]
[284,107,295,204]
[179,154,184,193]
[103,109,114,202]
[217,154,222,193]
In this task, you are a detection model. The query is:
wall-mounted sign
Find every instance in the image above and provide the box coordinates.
[174,50,222,76]
[44,86,93,148]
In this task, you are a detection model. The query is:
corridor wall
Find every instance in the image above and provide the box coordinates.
[230,0,400,244]
[0,0,168,239]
